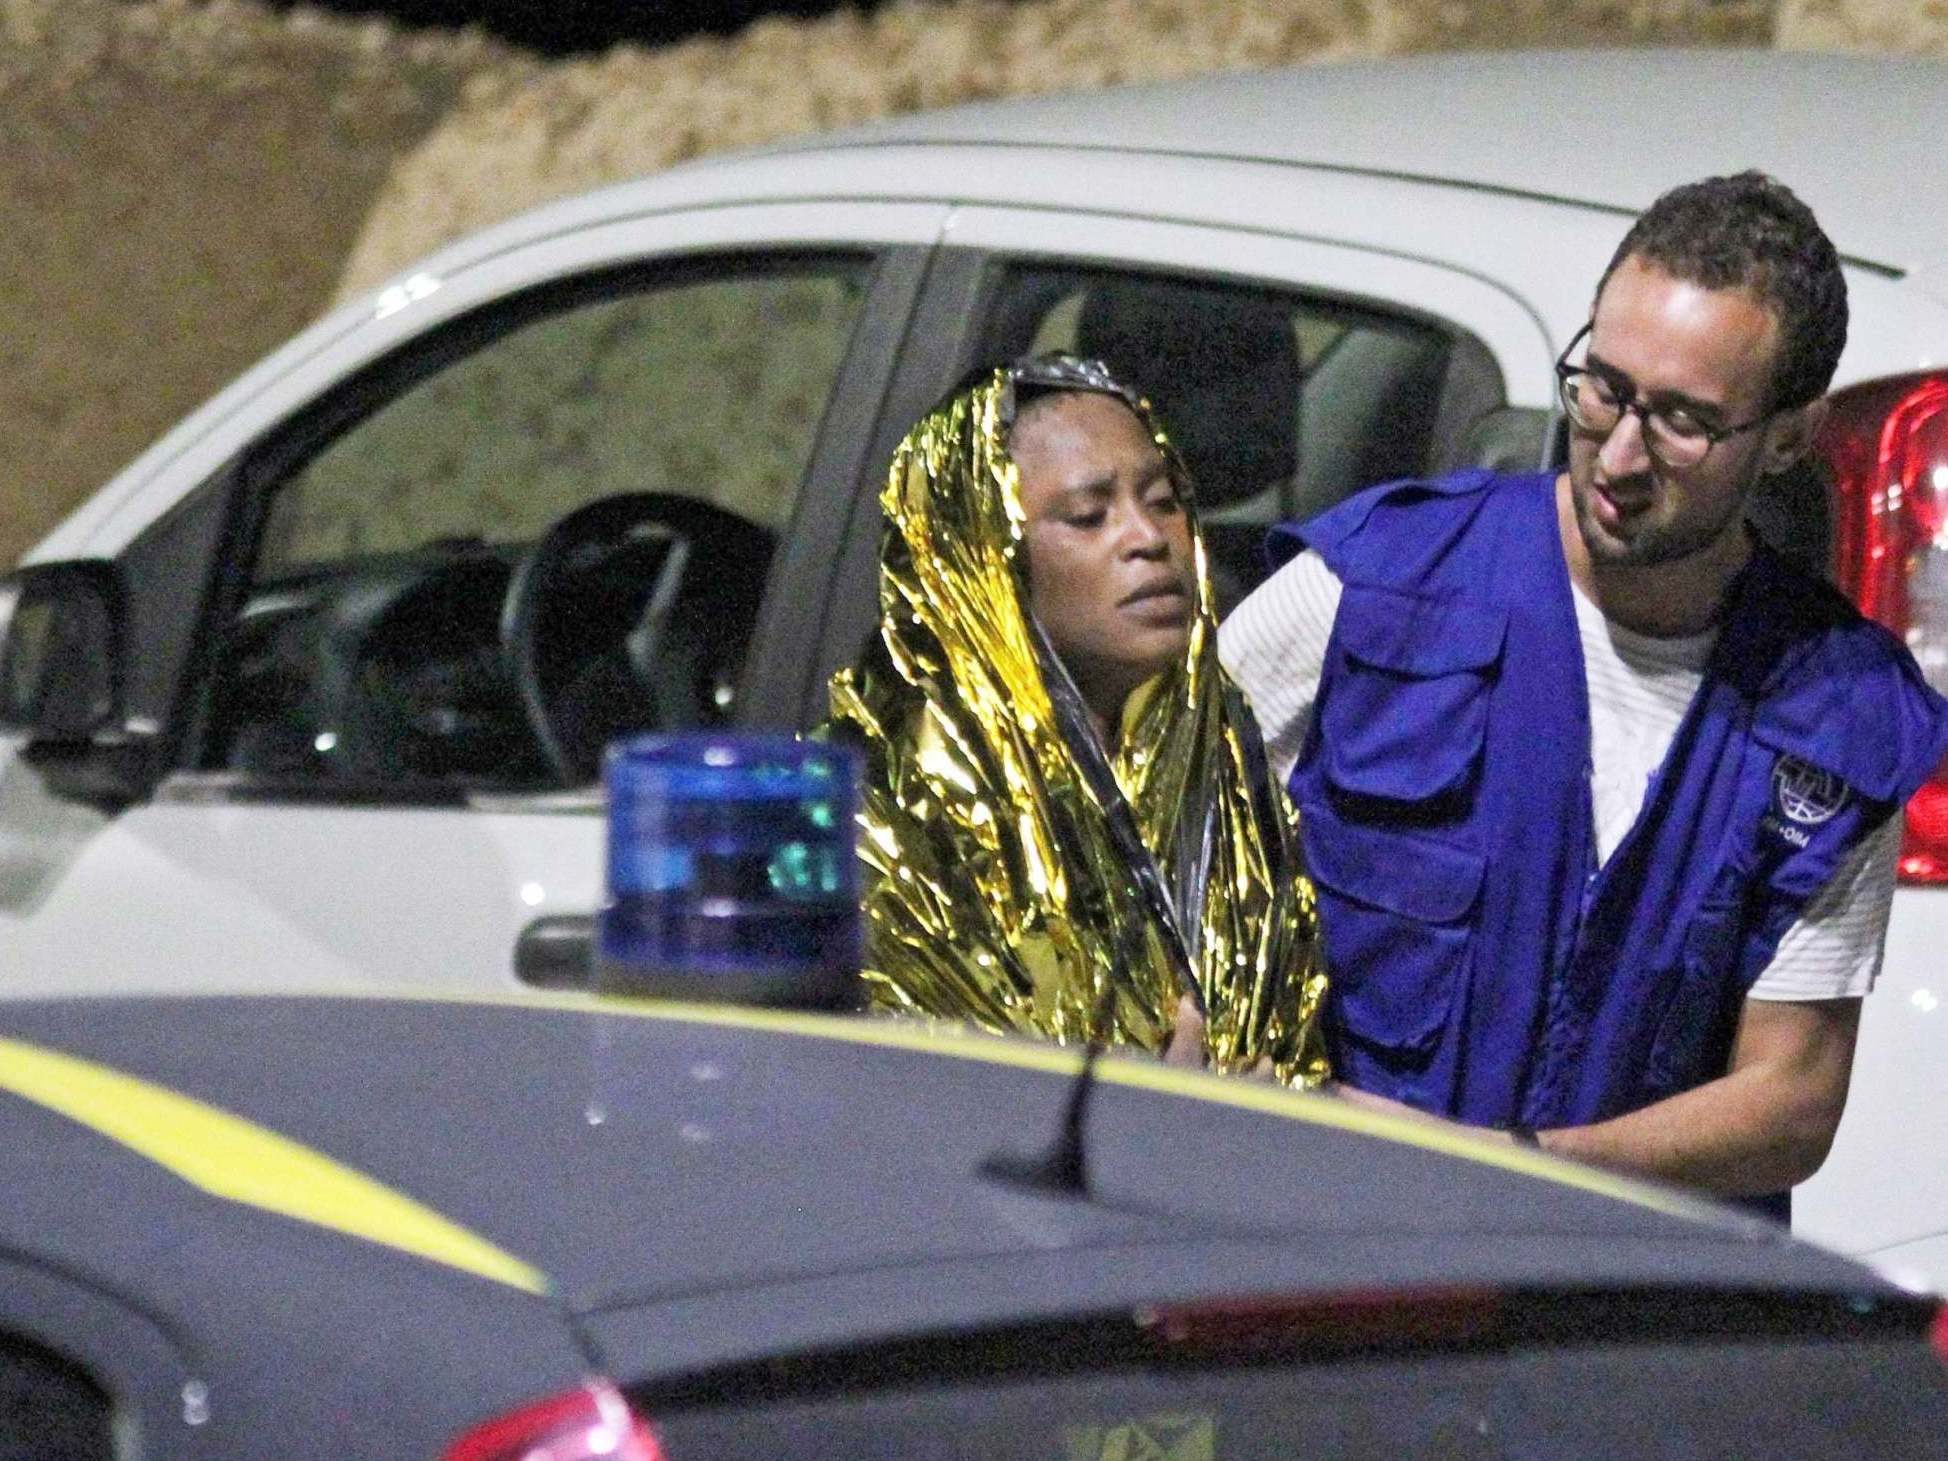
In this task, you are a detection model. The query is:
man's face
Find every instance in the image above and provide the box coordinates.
[1566,254,1793,569]
[1009,391,1194,713]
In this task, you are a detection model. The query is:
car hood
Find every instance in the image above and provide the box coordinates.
[0,992,1897,1362]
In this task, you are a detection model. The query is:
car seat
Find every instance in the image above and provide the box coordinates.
[1074,279,1303,612]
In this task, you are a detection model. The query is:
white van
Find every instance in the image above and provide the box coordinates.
[3,50,1944,1286]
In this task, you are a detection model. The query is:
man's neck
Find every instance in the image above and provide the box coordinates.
[1554,473,1751,639]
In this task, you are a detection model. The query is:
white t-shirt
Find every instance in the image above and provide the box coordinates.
[1218,548,1896,1001]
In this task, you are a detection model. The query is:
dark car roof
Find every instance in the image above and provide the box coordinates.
[0,993,1900,1372]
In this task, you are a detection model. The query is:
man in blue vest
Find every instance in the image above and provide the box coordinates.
[1219,172,1948,1208]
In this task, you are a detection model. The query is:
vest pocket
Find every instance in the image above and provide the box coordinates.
[1306,802,1486,1057]
[1644,899,1747,1101]
[1321,587,1505,809]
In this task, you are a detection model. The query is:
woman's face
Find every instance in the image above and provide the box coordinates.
[1009,391,1195,719]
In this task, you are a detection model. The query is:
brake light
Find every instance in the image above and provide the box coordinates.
[1138,1286,1500,1353]
[1933,1301,1948,1373]
[442,1380,664,1461]
[1816,372,1948,883]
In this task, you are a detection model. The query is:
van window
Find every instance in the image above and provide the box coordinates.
[975,264,1514,611]
[199,256,871,790]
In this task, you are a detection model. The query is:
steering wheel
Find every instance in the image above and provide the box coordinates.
[311,553,537,785]
[500,492,775,785]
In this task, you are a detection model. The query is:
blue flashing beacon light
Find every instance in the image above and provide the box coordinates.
[597,733,862,1009]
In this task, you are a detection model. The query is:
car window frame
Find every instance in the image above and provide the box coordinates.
[147,243,931,807]
[805,236,1542,728]
[795,244,993,726]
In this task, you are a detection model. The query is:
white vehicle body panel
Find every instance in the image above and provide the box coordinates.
[1796,890,1948,1276]
[822,50,1948,273]
[0,758,603,994]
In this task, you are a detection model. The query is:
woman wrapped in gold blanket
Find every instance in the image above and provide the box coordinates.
[825,354,1328,1085]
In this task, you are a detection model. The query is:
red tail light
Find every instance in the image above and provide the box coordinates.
[442,1379,664,1461]
[1933,1301,1948,1372]
[1816,372,1948,883]
[1138,1286,1500,1352]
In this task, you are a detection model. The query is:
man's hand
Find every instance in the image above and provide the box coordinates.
[1323,997,1861,1193]
[1535,996,1862,1195]
[1329,1084,1428,1120]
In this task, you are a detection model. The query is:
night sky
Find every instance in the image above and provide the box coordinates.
[254,0,924,56]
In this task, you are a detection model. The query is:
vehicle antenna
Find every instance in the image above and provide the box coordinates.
[977,928,1131,1200]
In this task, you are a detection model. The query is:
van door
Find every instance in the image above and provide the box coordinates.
[0,223,938,995]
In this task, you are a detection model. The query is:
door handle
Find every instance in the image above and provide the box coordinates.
[514,913,594,989]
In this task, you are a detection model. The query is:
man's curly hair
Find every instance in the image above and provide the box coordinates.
[1598,171,1848,412]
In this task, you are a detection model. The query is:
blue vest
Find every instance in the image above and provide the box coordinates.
[1278,470,1948,1134]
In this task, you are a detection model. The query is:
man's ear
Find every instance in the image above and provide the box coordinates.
[1760,397,1829,476]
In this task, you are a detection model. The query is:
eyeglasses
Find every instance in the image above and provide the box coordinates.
[1553,323,1774,469]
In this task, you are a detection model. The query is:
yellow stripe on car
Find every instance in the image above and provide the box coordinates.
[0,1035,550,1296]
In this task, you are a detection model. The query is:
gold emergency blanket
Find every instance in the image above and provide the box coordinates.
[826,365,1328,1085]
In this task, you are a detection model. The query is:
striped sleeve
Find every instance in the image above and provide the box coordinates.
[1747,812,1901,1001]
[1217,549,1344,786]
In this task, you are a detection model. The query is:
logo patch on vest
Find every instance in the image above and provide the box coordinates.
[1767,756,1849,848]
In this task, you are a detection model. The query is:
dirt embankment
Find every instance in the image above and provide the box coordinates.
[0,0,529,563]
[6,0,1945,565]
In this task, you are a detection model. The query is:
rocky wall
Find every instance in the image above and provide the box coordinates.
[0,0,528,564]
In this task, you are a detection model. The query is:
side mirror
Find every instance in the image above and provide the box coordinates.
[0,561,156,807]
[0,560,128,739]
